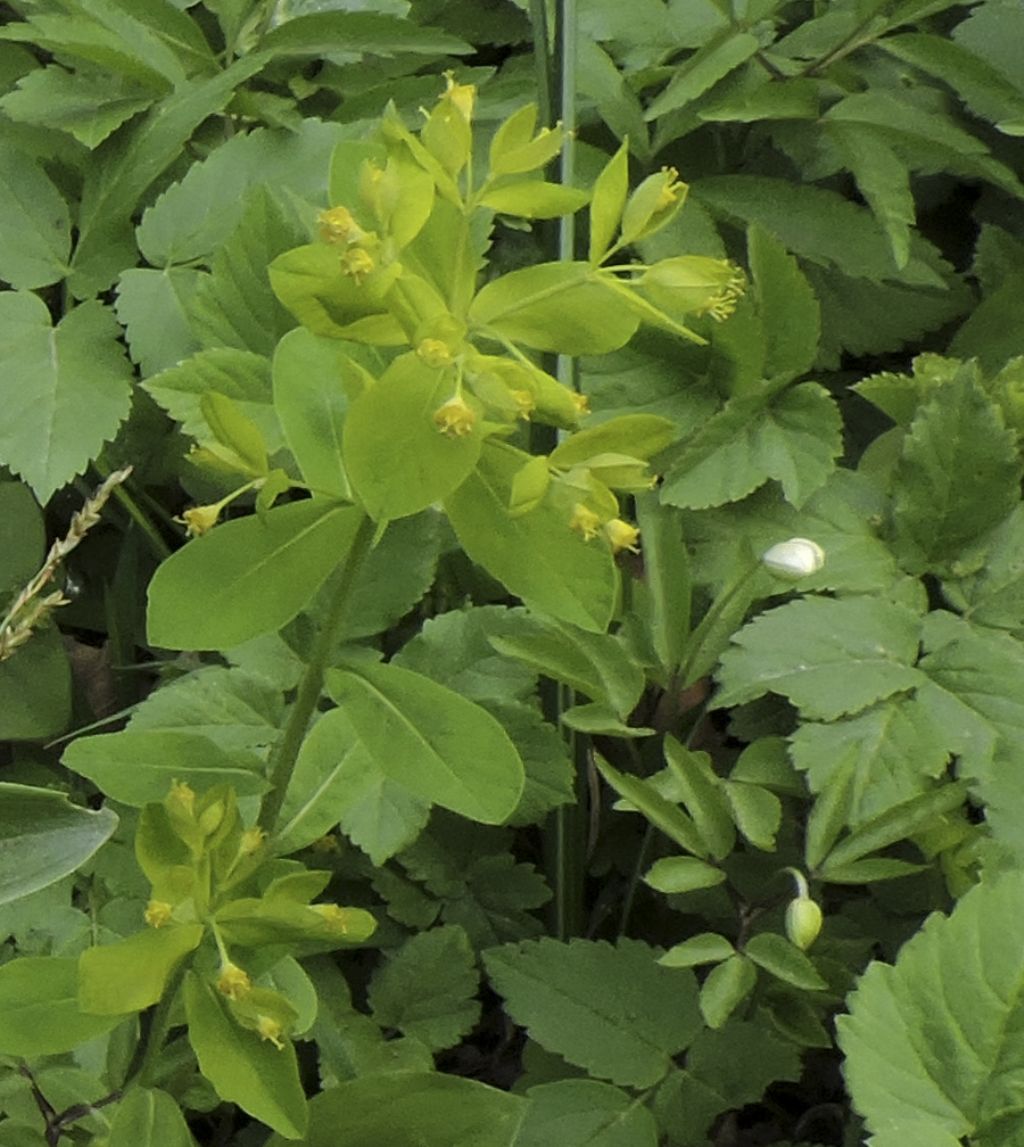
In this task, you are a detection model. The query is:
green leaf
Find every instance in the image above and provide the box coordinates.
[658,933,735,968]
[548,414,677,467]
[954,504,1024,629]
[645,29,760,120]
[484,937,702,1088]
[643,856,725,893]
[344,353,483,520]
[0,479,43,592]
[116,267,203,377]
[62,729,267,806]
[272,328,351,500]
[660,383,842,510]
[325,658,524,824]
[106,1087,196,1147]
[0,293,133,501]
[747,224,820,378]
[368,925,480,1051]
[715,596,925,721]
[515,1079,659,1147]
[185,972,308,1140]
[274,707,428,860]
[489,616,644,719]
[820,783,970,874]
[187,187,301,357]
[480,181,589,220]
[147,500,363,650]
[596,755,708,858]
[722,781,781,851]
[827,123,914,271]
[71,55,264,297]
[699,954,756,1029]
[654,1021,801,1146]
[258,11,471,57]
[266,1072,525,1147]
[789,694,952,828]
[469,262,639,355]
[0,957,121,1056]
[838,873,1024,1147]
[0,784,117,907]
[0,143,71,288]
[633,491,691,674]
[890,379,1022,574]
[0,628,71,740]
[743,933,826,991]
[664,738,735,860]
[589,141,630,264]
[79,923,204,1014]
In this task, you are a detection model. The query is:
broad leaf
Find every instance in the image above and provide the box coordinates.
[0,958,121,1056]
[116,267,203,377]
[147,500,363,650]
[79,923,204,1014]
[0,293,133,500]
[0,628,72,740]
[185,973,307,1140]
[266,1072,525,1147]
[0,784,117,906]
[325,659,524,824]
[515,1079,659,1147]
[106,1087,196,1147]
[0,143,71,288]
[839,873,1024,1147]
[484,937,702,1088]
[445,442,618,633]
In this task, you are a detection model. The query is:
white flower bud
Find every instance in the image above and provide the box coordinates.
[785,895,823,951]
[761,537,825,580]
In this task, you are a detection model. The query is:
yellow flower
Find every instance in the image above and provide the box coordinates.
[603,518,641,554]
[433,394,477,437]
[257,1014,286,1050]
[441,71,476,123]
[238,826,267,856]
[655,166,684,212]
[571,392,590,416]
[511,389,535,418]
[341,247,375,284]
[144,900,173,929]
[310,903,350,935]
[217,961,252,1001]
[317,205,363,245]
[569,503,602,542]
[417,338,454,368]
[176,503,222,538]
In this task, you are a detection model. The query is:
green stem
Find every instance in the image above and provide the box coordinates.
[258,512,375,834]
[798,12,883,77]
[90,462,172,562]
[529,0,554,130]
[134,965,187,1088]
[677,558,761,688]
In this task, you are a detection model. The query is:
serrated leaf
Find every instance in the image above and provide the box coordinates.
[890,379,1022,574]
[747,224,820,378]
[0,293,133,501]
[0,784,117,906]
[258,11,471,57]
[484,937,702,1088]
[716,596,925,721]
[368,926,479,1051]
[660,383,842,510]
[839,873,1024,1147]
[645,29,760,120]
[116,267,203,377]
[325,658,524,825]
[0,143,71,288]
[147,500,364,651]
[955,504,1024,629]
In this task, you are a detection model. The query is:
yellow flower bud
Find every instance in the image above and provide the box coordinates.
[571,392,590,416]
[441,70,476,123]
[603,518,641,554]
[217,961,252,1001]
[317,205,363,245]
[569,503,602,542]
[417,338,454,368]
[341,246,375,284]
[433,394,477,437]
[144,900,173,929]
[310,903,351,935]
[655,166,684,212]
[257,1014,286,1050]
[239,826,267,856]
[167,780,197,816]
[176,503,221,538]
